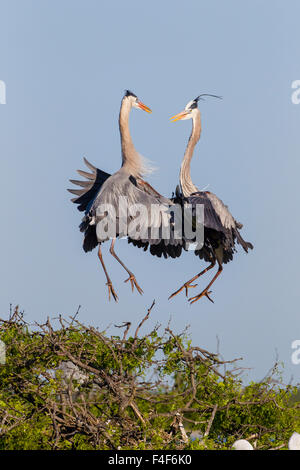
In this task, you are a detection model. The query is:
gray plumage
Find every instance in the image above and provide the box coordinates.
[68,91,183,301]
[78,165,182,249]
[177,100,253,264]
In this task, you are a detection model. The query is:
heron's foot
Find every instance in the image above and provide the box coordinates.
[124,274,143,295]
[106,281,118,302]
[189,289,214,305]
[168,281,198,300]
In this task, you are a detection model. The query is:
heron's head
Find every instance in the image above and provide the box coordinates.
[123,90,152,113]
[170,94,221,122]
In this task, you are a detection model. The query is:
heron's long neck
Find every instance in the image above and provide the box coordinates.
[119,99,143,177]
[180,112,201,197]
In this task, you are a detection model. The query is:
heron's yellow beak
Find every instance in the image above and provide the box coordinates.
[170,110,189,122]
[137,101,152,113]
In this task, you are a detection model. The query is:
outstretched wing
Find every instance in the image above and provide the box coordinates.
[188,191,227,234]
[203,191,253,253]
[189,191,253,261]
[68,158,111,213]
[80,170,183,257]
[69,161,183,257]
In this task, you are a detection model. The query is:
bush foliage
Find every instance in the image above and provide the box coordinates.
[0,304,299,450]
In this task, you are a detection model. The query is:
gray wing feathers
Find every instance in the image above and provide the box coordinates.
[190,191,253,254]
[204,192,236,230]
[68,158,111,212]
[91,172,181,246]
[204,192,253,252]
[189,192,226,234]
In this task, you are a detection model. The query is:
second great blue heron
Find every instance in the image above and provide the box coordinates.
[169,95,253,304]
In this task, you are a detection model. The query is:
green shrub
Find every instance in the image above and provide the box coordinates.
[0,305,299,450]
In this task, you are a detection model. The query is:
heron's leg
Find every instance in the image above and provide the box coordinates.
[97,245,118,302]
[188,262,223,305]
[109,239,143,295]
[168,259,216,300]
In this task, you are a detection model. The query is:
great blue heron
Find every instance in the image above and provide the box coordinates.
[68,90,182,301]
[168,95,253,304]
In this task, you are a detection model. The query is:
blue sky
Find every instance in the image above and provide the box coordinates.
[0,0,299,382]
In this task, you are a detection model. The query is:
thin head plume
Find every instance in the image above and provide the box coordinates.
[194,94,222,102]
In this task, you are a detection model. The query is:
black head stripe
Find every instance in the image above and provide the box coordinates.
[124,90,137,98]
[189,101,198,109]
[188,93,222,110]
